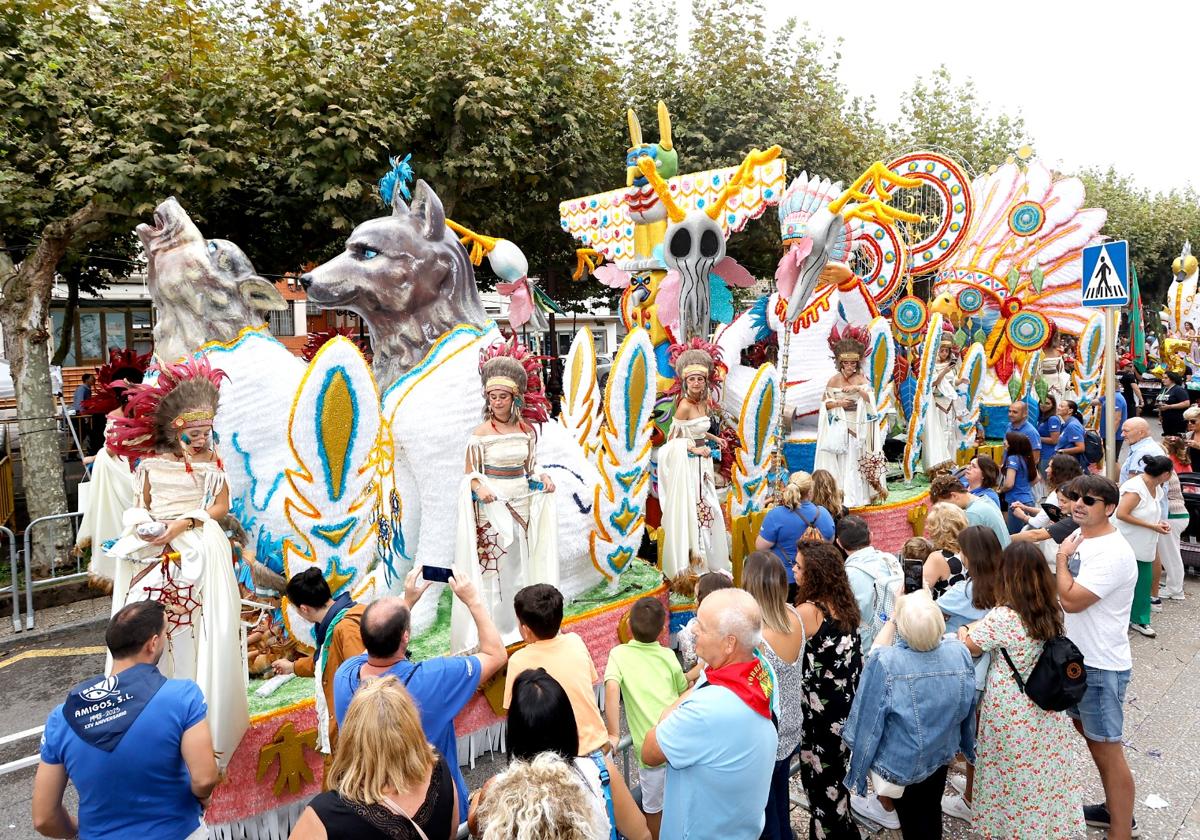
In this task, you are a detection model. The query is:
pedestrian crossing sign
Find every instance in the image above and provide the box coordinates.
[1081,240,1129,307]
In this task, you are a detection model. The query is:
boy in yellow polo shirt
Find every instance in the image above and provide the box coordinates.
[604,597,689,839]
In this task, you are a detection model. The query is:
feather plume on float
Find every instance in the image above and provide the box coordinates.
[377,154,414,205]
[903,312,945,481]
[864,316,897,440]
[958,342,988,449]
[280,338,388,652]
[930,162,1106,384]
[589,329,657,582]
[1073,312,1106,426]
[728,362,780,518]
[559,328,600,455]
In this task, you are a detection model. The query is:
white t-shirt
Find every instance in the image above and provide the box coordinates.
[1064,529,1137,671]
[1114,477,1163,562]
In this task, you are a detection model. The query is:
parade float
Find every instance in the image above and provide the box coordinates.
[81,96,1116,833]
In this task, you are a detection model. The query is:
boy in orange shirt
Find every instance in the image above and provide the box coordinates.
[502,583,608,757]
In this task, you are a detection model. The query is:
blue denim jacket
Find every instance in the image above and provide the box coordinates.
[842,636,977,795]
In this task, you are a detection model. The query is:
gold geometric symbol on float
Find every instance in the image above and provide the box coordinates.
[317,367,356,502]
[256,722,318,796]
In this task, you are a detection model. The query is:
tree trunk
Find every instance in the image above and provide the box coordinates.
[0,202,106,576]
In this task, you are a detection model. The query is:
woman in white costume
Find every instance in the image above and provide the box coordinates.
[452,341,557,652]
[1040,325,1073,400]
[76,350,149,589]
[106,359,248,767]
[815,328,887,508]
[923,328,963,475]
[658,341,731,578]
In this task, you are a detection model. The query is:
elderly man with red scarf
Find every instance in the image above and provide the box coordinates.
[643,588,778,839]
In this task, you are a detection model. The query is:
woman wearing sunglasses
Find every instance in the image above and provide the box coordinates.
[1114,455,1174,638]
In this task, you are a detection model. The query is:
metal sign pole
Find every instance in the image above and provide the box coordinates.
[1103,306,1118,480]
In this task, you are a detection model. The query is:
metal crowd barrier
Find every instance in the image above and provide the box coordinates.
[21,511,85,631]
[0,526,19,632]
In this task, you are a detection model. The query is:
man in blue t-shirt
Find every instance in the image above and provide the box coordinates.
[1007,400,1044,469]
[33,601,219,840]
[333,575,507,816]
[642,589,777,839]
[1097,392,1128,458]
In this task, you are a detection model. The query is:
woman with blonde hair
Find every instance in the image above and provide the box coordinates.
[742,551,807,840]
[756,472,835,602]
[811,469,848,521]
[290,676,457,840]
[476,753,608,840]
[921,502,970,597]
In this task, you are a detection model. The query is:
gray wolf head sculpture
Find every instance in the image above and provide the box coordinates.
[300,179,486,392]
[137,197,288,363]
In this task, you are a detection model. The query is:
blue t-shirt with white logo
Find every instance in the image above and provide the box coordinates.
[40,675,206,840]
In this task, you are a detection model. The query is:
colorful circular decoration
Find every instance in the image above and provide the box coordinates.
[867,152,974,276]
[1008,201,1045,236]
[1006,311,1050,351]
[851,220,907,304]
[894,295,928,335]
[956,286,984,314]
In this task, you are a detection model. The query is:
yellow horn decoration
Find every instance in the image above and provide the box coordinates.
[627,108,643,149]
[444,219,499,266]
[705,145,782,222]
[657,100,673,151]
[636,157,687,223]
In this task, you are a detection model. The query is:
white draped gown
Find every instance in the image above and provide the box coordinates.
[657,416,730,578]
[816,386,886,508]
[452,432,558,652]
[106,458,249,768]
[923,361,961,473]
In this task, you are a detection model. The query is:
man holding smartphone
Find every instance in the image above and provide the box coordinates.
[1055,475,1138,840]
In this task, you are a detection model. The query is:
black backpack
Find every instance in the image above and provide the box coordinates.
[999,637,1087,712]
[1083,430,1103,464]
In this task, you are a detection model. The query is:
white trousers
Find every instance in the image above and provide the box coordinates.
[1158,519,1187,599]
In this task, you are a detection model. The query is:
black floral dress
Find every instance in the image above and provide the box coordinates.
[798,609,864,840]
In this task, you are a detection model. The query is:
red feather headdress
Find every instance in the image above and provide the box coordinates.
[107,358,227,461]
[478,338,550,426]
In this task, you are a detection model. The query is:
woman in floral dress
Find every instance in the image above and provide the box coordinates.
[793,541,864,840]
[958,542,1085,839]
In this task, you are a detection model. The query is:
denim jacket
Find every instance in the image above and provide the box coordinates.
[842,636,977,795]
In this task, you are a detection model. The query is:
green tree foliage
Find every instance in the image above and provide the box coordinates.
[1078,168,1200,321]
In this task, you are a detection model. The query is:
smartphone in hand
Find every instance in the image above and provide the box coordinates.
[902,560,925,594]
[421,565,454,583]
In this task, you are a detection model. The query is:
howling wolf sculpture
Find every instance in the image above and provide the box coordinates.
[302,180,605,619]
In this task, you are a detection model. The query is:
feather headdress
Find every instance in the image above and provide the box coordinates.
[478,338,550,426]
[107,358,227,461]
[667,337,726,403]
[828,324,870,363]
[81,347,152,415]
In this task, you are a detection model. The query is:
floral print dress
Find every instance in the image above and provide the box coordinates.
[971,606,1085,839]
[799,611,864,840]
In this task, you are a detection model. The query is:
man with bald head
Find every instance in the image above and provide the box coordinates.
[1119,417,1166,484]
[643,588,777,839]
[332,573,506,816]
[1007,400,1043,467]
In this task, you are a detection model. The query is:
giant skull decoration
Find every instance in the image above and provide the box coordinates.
[664,212,725,340]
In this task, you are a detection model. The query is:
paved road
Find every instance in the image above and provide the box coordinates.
[4,585,1200,839]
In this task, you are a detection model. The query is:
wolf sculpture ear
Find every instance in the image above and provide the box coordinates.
[410,179,445,242]
[391,184,409,217]
[239,276,289,313]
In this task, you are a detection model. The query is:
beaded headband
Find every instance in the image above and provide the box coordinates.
[681,364,710,379]
[484,376,519,394]
[171,409,215,430]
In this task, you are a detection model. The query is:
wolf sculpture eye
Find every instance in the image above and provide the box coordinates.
[362,248,379,260]
[207,241,218,254]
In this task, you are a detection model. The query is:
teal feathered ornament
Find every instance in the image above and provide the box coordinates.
[378,154,414,205]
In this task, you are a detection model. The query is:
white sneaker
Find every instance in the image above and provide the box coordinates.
[1129,622,1157,638]
[942,792,973,823]
[948,773,967,795]
[1166,592,1187,601]
[851,792,901,830]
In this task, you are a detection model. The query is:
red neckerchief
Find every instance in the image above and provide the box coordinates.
[704,657,773,719]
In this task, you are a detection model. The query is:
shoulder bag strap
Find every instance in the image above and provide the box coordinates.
[587,752,619,840]
[998,647,1026,692]
[379,795,432,840]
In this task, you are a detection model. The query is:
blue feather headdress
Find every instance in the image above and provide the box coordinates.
[377,154,414,205]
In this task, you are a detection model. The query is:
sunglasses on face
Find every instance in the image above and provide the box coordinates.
[1068,493,1106,507]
